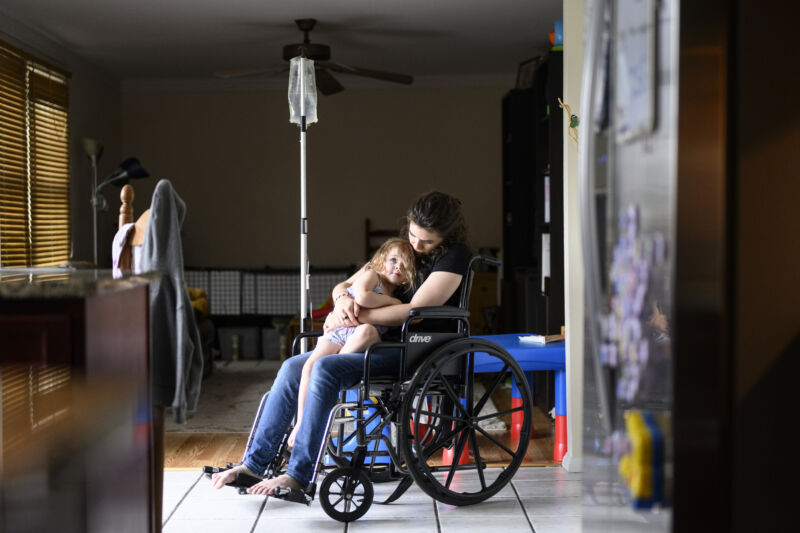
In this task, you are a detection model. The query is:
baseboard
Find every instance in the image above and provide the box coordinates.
[561,451,583,472]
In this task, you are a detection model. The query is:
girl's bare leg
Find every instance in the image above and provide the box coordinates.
[340,324,380,354]
[287,339,341,448]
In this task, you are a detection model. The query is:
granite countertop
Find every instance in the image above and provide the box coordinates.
[0,268,159,298]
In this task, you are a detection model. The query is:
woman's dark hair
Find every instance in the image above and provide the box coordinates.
[403,191,469,248]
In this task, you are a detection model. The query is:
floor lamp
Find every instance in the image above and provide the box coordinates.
[83,138,150,266]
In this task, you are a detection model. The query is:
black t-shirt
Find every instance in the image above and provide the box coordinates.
[395,242,472,306]
[416,242,472,307]
[386,242,471,340]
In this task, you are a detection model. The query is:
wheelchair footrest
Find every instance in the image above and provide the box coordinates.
[272,487,312,505]
[202,465,263,494]
[234,472,263,489]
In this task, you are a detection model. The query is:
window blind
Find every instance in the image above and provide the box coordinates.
[1,365,72,462]
[0,40,70,267]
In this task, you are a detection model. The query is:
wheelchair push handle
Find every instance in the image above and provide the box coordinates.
[475,254,502,268]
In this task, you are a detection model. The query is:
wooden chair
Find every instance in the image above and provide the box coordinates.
[117,184,149,271]
[364,218,397,261]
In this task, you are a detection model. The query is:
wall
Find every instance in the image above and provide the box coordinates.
[121,87,505,268]
[561,0,584,473]
[0,10,122,265]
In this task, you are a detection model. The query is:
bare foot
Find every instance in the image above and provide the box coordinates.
[247,474,302,496]
[210,465,261,490]
[287,424,299,448]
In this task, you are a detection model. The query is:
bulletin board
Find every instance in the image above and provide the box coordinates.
[615,0,657,142]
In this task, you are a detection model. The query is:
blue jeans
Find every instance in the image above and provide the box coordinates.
[241,348,400,486]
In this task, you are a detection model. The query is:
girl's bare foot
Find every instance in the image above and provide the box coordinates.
[247,474,302,496]
[287,425,299,448]
[210,465,261,490]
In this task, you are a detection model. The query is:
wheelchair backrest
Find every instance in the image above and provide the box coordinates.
[401,254,501,379]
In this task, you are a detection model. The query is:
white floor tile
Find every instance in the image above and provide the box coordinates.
[252,516,346,532]
[513,479,582,498]
[348,515,438,532]
[167,478,265,522]
[162,471,203,521]
[529,516,582,533]
[520,496,582,517]
[438,514,533,532]
[163,518,258,533]
[370,481,435,505]
[358,499,435,519]
[260,497,330,520]
[438,497,526,517]
[486,482,519,499]
[511,466,582,482]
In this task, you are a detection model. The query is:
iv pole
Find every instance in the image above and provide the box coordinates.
[299,54,309,352]
[289,53,317,353]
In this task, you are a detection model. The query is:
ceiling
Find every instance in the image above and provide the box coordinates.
[0,0,562,89]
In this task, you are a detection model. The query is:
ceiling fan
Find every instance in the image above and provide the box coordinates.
[214,18,414,95]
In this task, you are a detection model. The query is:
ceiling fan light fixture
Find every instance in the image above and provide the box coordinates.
[216,18,413,94]
[282,43,330,62]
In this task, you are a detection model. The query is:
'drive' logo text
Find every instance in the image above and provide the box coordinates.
[408,334,432,343]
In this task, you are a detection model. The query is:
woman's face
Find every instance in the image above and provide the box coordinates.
[408,222,443,256]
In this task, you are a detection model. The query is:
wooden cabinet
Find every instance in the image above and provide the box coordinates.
[0,271,155,532]
[501,51,564,336]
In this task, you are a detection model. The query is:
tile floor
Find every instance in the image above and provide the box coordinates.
[162,466,582,532]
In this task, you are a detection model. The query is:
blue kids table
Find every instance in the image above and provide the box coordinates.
[475,334,567,462]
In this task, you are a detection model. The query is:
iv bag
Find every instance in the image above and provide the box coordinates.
[288,57,318,125]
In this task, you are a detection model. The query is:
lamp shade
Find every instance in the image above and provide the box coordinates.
[97,157,149,191]
[107,157,149,184]
[82,137,104,158]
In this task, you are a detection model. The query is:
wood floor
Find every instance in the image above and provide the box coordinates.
[165,407,557,470]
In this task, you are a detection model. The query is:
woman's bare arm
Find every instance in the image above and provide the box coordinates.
[357,271,463,327]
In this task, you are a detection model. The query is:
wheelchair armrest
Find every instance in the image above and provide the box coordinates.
[292,331,324,356]
[408,305,469,319]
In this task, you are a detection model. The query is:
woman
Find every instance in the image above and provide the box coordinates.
[211,191,471,496]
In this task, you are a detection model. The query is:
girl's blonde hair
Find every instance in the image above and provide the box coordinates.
[366,237,418,289]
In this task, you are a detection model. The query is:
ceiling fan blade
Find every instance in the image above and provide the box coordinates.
[314,67,345,96]
[318,61,413,85]
[213,65,287,79]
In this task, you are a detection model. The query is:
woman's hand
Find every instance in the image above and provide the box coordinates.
[324,292,360,332]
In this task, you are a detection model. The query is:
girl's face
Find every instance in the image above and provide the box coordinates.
[408,222,443,256]
[381,245,410,286]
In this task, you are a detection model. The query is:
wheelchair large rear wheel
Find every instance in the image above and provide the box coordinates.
[399,337,532,506]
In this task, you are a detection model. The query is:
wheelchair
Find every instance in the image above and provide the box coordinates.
[204,256,534,522]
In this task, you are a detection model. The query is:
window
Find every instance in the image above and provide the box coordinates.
[1,364,72,461]
[0,40,70,267]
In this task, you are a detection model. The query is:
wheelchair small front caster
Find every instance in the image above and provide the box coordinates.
[319,467,373,522]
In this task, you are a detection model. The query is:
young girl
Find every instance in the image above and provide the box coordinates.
[287,237,417,447]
